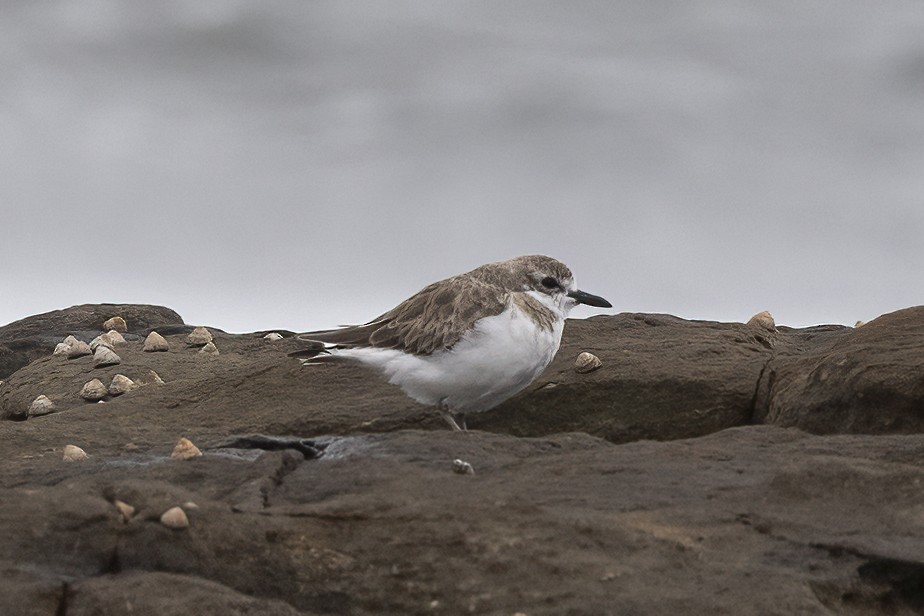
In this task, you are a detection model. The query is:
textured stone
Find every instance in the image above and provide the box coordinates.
[198,341,219,356]
[103,316,128,333]
[186,327,213,346]
[754,307,924,434]
[747,310,777,332]
[159,506,189,530]
[137,370,165,386]
[143,331,169,352]
[62,444,88,462]
[93,345,121,368]
[114,500,135,523]
[574,351,602,374]
[170,437,203,460]
[66,341,92,359]
[108,374,137,396]
[80,379,108,401]
[28,395,54,416]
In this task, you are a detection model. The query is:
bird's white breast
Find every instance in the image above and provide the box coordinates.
[338,300,564,414]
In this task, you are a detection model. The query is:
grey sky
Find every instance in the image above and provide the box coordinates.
[2,1,922,332]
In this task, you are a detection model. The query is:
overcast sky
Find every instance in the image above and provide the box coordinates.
[2,1,922,332]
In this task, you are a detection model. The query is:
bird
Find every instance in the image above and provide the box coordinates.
[290,255,612,430]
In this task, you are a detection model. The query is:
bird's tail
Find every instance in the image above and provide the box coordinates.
[288,335,340,365]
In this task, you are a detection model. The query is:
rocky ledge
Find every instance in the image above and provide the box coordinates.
[1,304,923,615]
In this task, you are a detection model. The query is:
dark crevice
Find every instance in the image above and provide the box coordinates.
[260,452,302,509]
[810,543,924,613]
[858,557,924,611]
[211,434,328,459]
[55,582,69,616]
[744,355,774,425]
[103,544,122,575]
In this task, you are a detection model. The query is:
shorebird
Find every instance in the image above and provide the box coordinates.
[292,255,611,430]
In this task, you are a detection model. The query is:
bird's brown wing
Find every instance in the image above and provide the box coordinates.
[295,275,510,356]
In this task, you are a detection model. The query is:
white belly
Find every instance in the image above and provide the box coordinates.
[339,304,564,414]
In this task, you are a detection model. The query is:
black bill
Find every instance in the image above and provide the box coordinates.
[567,289,613,308]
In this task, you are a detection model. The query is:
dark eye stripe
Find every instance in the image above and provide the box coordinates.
[541,277,559,289]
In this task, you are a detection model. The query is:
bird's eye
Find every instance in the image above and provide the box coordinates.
[541,276,559,289]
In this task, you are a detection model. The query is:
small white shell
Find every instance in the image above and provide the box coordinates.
[185,327,213,346]
[263,332,284,341]
[29,395,55,416]
[171,437,203,460]
[452,459,475,475]
[114,500,135,522]
[747,311,777,332]
[143,331,169,352]
[80,378,108,401]
[102,330,126,346]
[198,341,219,356]
[53,342,71,356]
[103,316,128,333]
[138,370,165,385]
[67,341,93,359]
[93,345,121,367]
[574,352,603,374]
[108,374,137,396]
[62,444,89,462]
[159,506,189,529]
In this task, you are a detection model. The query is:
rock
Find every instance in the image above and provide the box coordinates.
[754,307,924,434]
[185,327,213,346]
[159,506,189,530]
[62,444,88,462]
[574,351,603,374]
[263,332,284,341]
[0,303,183,379]
[747,310,777,332]
[28,395,55,416]
[452,459,475,475]
[80,379,108,401]
[2,304,924,615]
[93,345,121,368]
[198,341,219,356]
[114,500,135,522]
[108,374,137,396]
[170,437,203,460]
[143,331,169,352]
[66,571,304,615]
[103,316,128,333]
[470,314,779,442]
[66,340,93,359]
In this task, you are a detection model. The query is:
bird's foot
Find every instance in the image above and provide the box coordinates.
[438,405,467,431]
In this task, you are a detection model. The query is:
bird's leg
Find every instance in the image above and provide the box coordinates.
[438,400,464,431]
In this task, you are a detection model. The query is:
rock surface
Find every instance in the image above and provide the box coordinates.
[0,304,183,379]
[1,304,923,615]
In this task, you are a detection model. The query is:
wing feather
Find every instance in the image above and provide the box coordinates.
[295,274,509,356]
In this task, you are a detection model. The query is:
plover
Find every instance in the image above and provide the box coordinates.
[292,255,611,430]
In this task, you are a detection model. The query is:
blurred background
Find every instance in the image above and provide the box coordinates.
[2,1,922,332]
